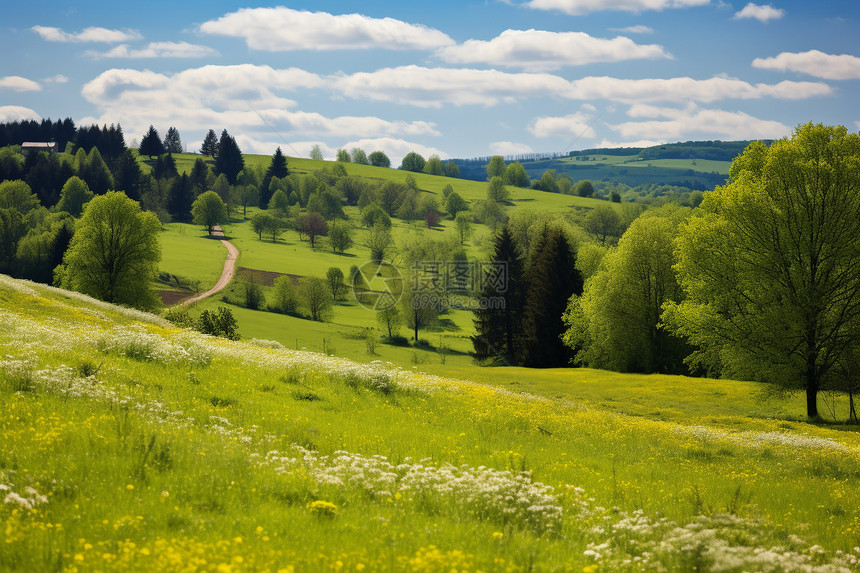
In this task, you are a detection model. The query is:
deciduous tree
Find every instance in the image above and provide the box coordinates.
[369,150,390,168]
[56,191,161,310]
[191,190,228,235]
[664,124,860,419]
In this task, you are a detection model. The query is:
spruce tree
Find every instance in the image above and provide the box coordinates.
[201,129,218,157]
[138,125,163,159]
[163,127,183,154]
[518,226,583,367]
[215,130,244,185]
[260,146,289,208]
[167,174,194,222]
[472,225,525,363]
[189,158,210,195]
[113,149,143,201]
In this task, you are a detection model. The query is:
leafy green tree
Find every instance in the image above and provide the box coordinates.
[350,147,368,165]
[268,189,290,216]
[444,161,460,178]
[196,306,239,340]
[424,154,444,176]
[400,151,425,172]
[564,208,689,374]
[444,192,468,219]
[301,277,333,321]
[214,130,244,185]
[236,185,259,219]
[139,125,163,159]
[486,155,506,179]
[261,146,289,208]
[201,129,218,157]
[56,191,161,310]
[664,124,860,419]
[270,276,298,315]
[363,222,394,262]
[326,266,346,301]
[163,127,183,154]
[487,176,511,204]
[504,162,530,187]
[16,213,74,284]
[454,212,472,245]
[361,203,391,229]
[250,211,286,242]
[297,212,327,248]
[575,180,595,197]
[518,226,582,367]
[369,150,391,168]
[470,199,507,230]
[212,173,232,204]
[472,226,526,363]
[557,176,573,196]
[191,190,228,235]
[309,144,324,161]
[401,284,440,343]
[56,176,93,217]
[532,169,559,193]
[585,205,623,246]
[376,301,403,339]
[0,180,40,213]
[328,219,354,254]
[80,147,114,195]
[335,149,350,163]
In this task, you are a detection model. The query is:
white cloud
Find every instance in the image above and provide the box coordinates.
[333,66,574,108]
[489,141,535,156]
[753,50,860,80]
[733,3,784,22]
[334,67,831,108]
[526,0,709,15]
[43,74,68,84]
[0,106,40,122]
[80,65,438,145]
[0,76,41,92]
[594,138,663,148]
[437,29,670,71]
[199,7,453,51]
[87,41,219,59]
[32,25,142,43]
[610,25,655,34]
[529,112,597,138]
[565,75,831,102]
[609,103,791,140]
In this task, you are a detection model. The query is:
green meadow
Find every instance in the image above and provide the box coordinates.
[2,276,860,572]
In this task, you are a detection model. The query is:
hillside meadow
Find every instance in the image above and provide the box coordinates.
[2,276,860,572]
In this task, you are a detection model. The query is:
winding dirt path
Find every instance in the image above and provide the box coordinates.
[182,225,238,306]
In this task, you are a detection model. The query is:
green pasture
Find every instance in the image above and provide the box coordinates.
[3,277,860,572]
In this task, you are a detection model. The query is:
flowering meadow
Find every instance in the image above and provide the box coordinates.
[2,275,860,572]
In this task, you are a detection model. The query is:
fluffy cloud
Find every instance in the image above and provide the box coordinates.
[437,29,670,71]
[0,106,40,122]
[733,3,784,22]
[199,7,453,51]
[86,42,219,59]
[0,76,41,92]
[80,65,438,145]
[333,66,574,107]
[489,141,536,156]
[32,25,142,43]
[611,25,655,34]
[609,103,791,140]
[334,67,831,108]
[753,50,860,80]
[565,75,831,102]
[529,112,597,138]
[526,0,709,15]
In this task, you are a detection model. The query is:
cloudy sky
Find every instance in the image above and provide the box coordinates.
[1,0,858,163]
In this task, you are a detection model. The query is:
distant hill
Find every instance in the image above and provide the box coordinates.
[452,140,767,191]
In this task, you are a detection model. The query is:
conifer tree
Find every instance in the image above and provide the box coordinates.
[163,126,183,154]
[138,125,163,159]
[472,225,525,363]
[113,149,143,201]
[260,146,289,208]
[201,129,218,157]
[518,226,583,367]
[215,130,244,185]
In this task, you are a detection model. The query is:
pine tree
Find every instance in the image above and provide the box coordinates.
[260,146,289,208]
[201,129,218,157]
[163,127,183,154]
[189,158,210,194]
[113,149,143,201]
[215,130,244,185]
[518,226,583,367]
[472,225,526,363]
[138,125,163,159]
[167,173,194,222]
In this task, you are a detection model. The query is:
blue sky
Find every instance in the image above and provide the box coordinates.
[1,0,858,163]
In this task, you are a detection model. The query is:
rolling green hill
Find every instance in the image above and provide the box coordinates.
[2,275,859,571]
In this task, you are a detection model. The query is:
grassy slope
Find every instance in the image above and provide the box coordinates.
[2,277,860,572]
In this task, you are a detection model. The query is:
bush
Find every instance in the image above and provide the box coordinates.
[196,306,239,340]
[163,306,194,328]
